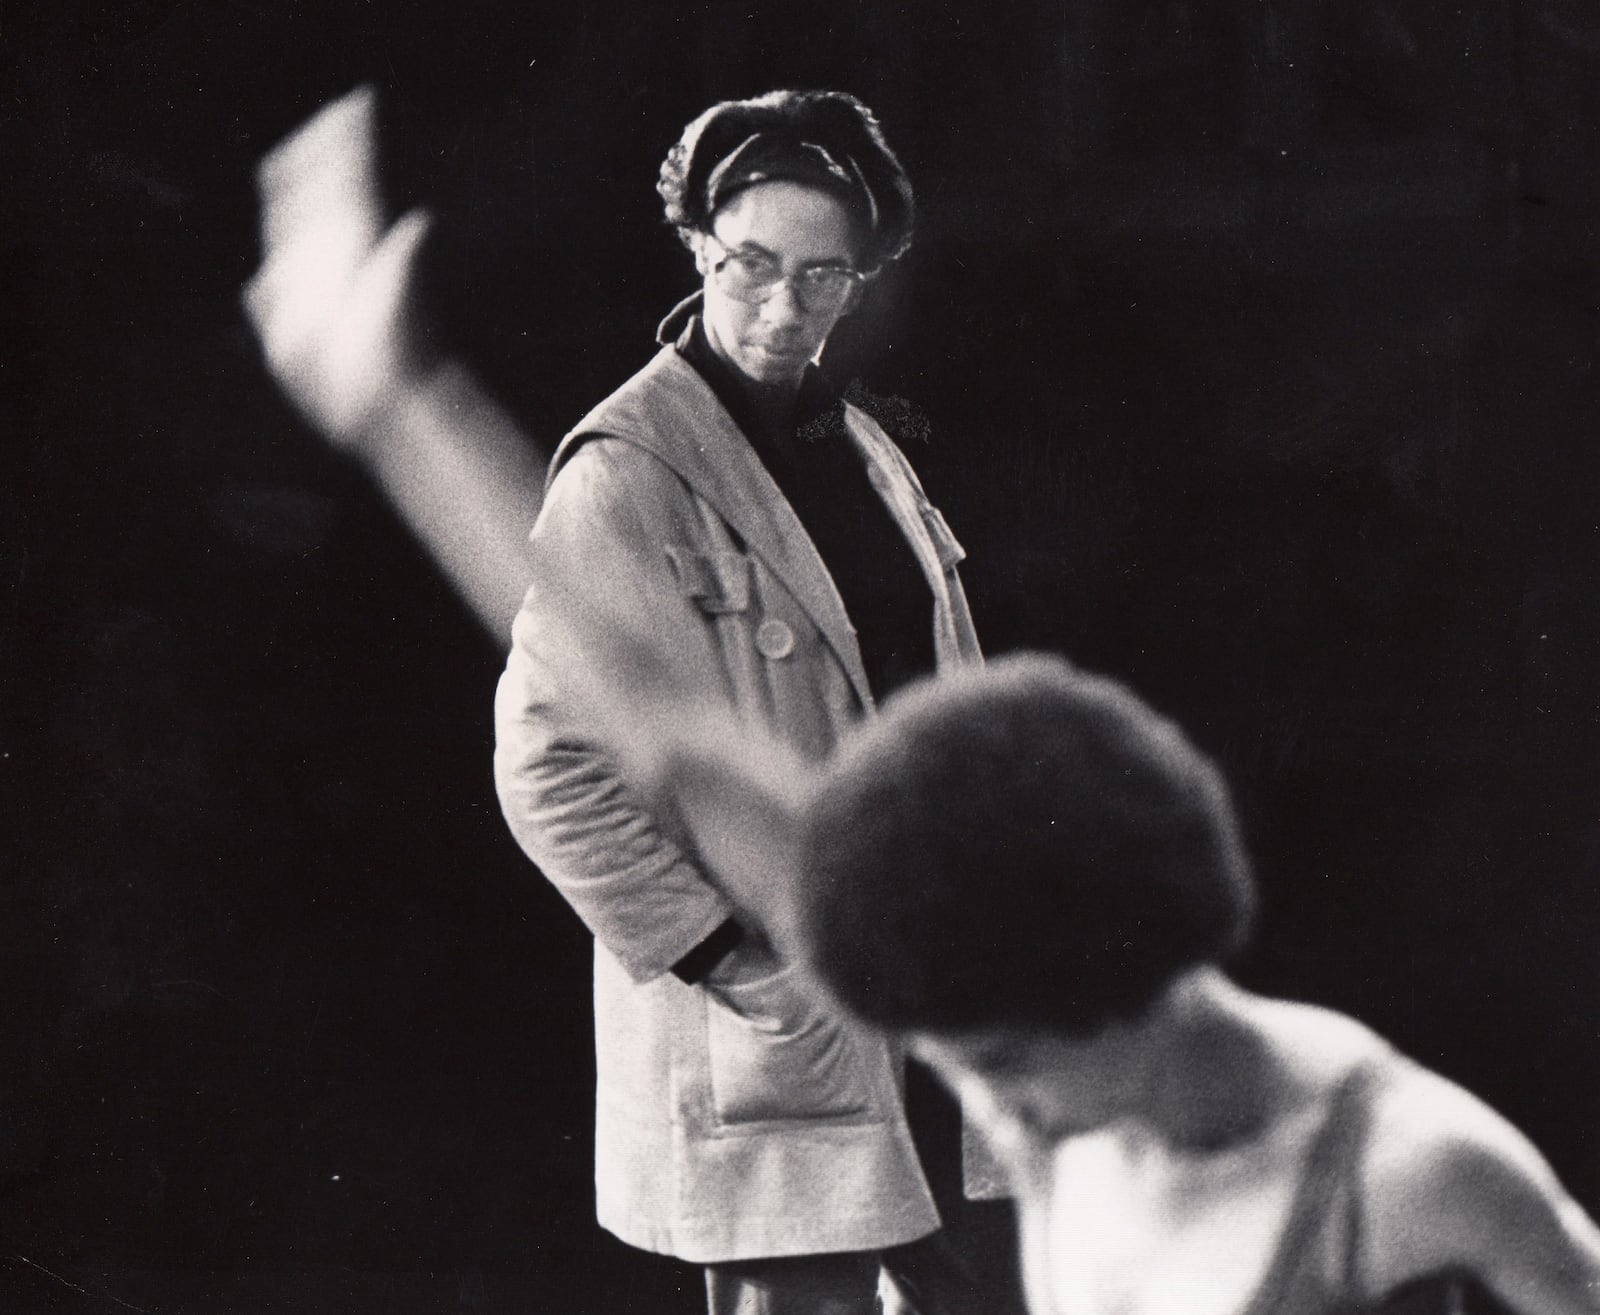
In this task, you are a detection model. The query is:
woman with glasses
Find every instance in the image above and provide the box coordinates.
[491,91,1004,1315]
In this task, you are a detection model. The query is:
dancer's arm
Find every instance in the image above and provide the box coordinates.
[1363,1072,1600,1314]
[243,86,546,639]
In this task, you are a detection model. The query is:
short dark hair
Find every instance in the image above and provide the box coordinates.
[797,653,1257,1037]
[658,90,914,272]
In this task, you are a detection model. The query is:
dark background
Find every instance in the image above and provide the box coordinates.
[4,2,1597,1311]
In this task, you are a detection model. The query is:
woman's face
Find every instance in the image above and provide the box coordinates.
[912,1021,1155,1146]
[694,180,864,389]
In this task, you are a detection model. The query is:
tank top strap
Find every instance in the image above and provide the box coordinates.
[1337,1061,1381,1285]
[1241,1059,1381,1315]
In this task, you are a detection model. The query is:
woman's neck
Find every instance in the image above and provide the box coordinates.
[1137,971,1304,1153]
[699,320,804,447]
[740,374,801,436]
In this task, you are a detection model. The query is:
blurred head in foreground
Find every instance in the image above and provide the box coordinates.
[794,652,1257,1133]
[800,652,1255,1035]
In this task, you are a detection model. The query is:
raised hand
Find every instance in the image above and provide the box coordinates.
[241,86,549,638]
[243,85,433,444]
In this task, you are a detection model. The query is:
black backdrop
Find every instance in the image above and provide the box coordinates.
[5,3,1597,1312]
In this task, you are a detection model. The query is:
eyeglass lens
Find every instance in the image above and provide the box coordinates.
[716,251,857,309]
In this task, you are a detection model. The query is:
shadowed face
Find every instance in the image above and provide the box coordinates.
[694,180,864,389]
[912,1022,1154,1145]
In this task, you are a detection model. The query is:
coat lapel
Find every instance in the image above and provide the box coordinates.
[555,348,874,709]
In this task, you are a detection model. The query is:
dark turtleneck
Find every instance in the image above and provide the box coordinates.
[673,311,937,703]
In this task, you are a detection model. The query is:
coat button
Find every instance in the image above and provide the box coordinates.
[865,463,891,491]
[755,618,796,660]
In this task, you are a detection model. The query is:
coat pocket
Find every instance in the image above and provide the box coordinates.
[703,959,874,1127]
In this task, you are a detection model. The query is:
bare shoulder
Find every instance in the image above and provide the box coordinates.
[1256,996,1389,1077]
[1359,1057,1600,1314]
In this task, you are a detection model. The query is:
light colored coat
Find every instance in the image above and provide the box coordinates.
[493,345,982,1263]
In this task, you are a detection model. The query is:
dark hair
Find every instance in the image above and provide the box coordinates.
[797,653,1257,1036]
[658,90,914,272]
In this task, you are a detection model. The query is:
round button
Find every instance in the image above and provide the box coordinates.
[755,618,796,660]
[865,463,891,491]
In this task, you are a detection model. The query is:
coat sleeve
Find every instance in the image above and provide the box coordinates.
[493,437,739,984]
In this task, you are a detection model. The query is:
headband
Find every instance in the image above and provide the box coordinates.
[702,131,881,235]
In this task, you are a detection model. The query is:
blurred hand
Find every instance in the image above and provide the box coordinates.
[700,932,790,1014]
[698,933,872,1125]
[243,85,433,443]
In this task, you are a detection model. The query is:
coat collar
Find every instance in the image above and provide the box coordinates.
[552,346,874,708]
[655,290,703,346]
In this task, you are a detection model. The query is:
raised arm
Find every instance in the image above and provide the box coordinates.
[243,86,546,639]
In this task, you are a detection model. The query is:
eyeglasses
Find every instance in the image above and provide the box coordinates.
[704,236,865,313]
